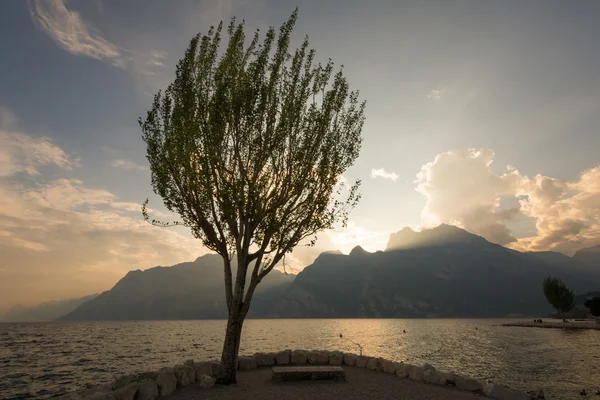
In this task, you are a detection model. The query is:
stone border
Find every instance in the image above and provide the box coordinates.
[55,350,543,400]
[502,320,600,330]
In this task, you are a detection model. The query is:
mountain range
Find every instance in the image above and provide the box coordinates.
[1,294,98,322]
[8,224,600,321]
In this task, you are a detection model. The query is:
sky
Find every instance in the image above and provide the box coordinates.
[1,0,599,312]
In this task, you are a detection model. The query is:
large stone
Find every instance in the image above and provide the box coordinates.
[381,359,397,374]
[78,384,113,398]
[275,350,291,365]
[156,368,177,397]
[422,363,435,371]
[356,355,369,368]
[343,353,357,366]
[485,384,531,400]
[111,383,138,400]
[254,352,276,367]
[423,369,446,385]
[455,376,484,392]
[366,357,383,371]
[199,375,215,389]
[84,394,115,400]
[112,375,137,391]
[134,379,158,400]
[395,363,409,378]
[307,351,330,364]
[193,361,212,379]
[173,364,195,388]
[329,352,343,366]
[408,365,424,381]
[238,356,257,370]
[210,361,221,377]
[443,371,458,386]
[290,350,307,364]
[184,359,194,367]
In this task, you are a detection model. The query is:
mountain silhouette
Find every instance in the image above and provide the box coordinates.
[2,294,99,322]
[60,254,294,321]
[269,225,600,318]
[573,244,600,268]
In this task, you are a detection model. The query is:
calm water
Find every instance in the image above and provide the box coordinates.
[1,319,599,400]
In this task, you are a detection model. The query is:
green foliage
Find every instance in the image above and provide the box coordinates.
[139,8,365,309]
[542,276,575,321]
[584,297,600,317]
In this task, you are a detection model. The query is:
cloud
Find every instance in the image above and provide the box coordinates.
[416,149,523,245]
[416,148,600,254]
[109,159,147,171]
[428,89,443,100]
[371,168,399,182]
[327,221,390,254]
[29,0,126,68]
[513,167,600,254]
[0,108,76,177]
[0,111,206,310]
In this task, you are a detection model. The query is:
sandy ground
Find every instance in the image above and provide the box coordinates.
[164,366,488,400]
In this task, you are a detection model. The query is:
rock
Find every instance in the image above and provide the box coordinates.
[173,364,195,387]
[422,363,435,371]
[111,383,138,400]
[193,361,212,379]
[423,369,446,385]
[210,361,221,377]
[527,389,545,399]
[343,353,357,366]
[199,375,215,389]
[455,375,483,392]
[356,355,369,368]
[291,350,307,364]
[78,385,113,398]
[443,371,458,386]
[395,363,409,378]
[184,359,194,366]
[238,356,257,370]
[408,365,424,381]
[329,352,343,366]
[254,352,276,367]
[112,375,137,391]
[275,350,291,365]
[156,368,177,397]
[485,384,531,400]
[307,351,330,364]
[84,394,115,400]
[366,357,383,371]
[134,379,158,400]
[381,359,397,374]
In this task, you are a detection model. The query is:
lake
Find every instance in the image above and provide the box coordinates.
[1,319,599,399]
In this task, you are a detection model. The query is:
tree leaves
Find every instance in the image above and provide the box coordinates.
[542,276,575,319]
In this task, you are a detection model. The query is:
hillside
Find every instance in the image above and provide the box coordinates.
[2,294,99,322]
[60,254,295,321]
[573,245,600,267]
[269,225,600,318]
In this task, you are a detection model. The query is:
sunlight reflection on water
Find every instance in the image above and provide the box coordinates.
[1,319,599,399]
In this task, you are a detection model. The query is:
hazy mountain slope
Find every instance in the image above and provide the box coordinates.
[60,254,295,321]
[2,294,98,322]
[573,245,600,268]
[270,225,600,318]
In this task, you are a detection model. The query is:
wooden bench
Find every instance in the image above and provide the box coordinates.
[272,366,346,382]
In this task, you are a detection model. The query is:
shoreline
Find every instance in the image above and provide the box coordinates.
[56,349,540,400]
[501,320,600,330]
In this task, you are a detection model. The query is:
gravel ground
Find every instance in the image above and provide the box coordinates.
[165,367,488,400]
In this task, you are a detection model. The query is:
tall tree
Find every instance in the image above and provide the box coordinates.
[139,9,365,384]
[542,276,575,322]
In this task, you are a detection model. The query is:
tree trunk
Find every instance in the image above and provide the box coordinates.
[560,311,566,323]
[216,310,245,384]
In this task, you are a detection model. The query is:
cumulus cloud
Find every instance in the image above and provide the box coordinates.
[371,168,399,182]
[0,110,206,310]
[416,148,600,254]
[428,89,443,100]
[109,159,147,171]
[29,0,126,67]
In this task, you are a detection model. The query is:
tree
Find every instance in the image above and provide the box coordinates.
[542,276,575,322]
[139,9,365,384]
[584,297,600,317]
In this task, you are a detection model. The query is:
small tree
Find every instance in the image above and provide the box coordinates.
[542,276,575,323]
[584,297,600,318]
[140,9,365,384]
